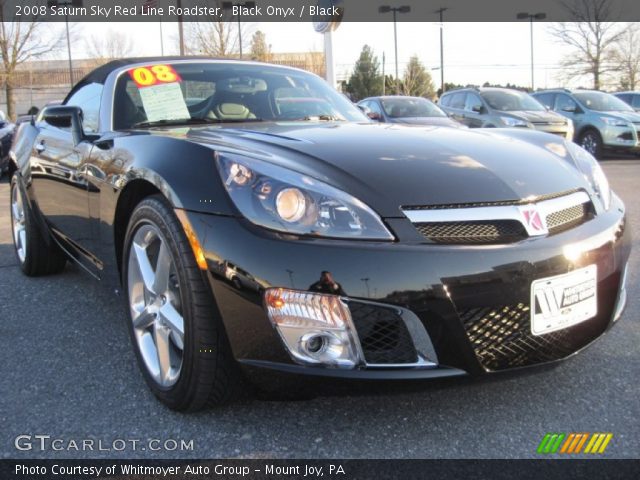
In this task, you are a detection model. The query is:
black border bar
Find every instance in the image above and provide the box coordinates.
[5,0,640,22]
[2,459,640,480]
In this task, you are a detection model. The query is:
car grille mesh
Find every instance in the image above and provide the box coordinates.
[415,220,527,244]
[460,304,576,371]
[348,302,418,365]
[546,202,589,234]
[407,190,592,244]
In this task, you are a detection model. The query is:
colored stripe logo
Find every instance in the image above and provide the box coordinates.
[537,433,613,454]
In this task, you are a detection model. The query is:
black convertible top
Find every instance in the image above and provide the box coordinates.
[80,56,225,84]
[65,56,243,102]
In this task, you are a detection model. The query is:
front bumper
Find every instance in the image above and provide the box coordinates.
[601,124,640,149]
[180,193,630,386]
[532,123,573,141]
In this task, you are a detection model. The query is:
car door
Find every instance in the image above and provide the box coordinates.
[367,100,385,122]
[554,93,584,134]
[446,92,469,125]
[464,93,485,128]
[30,82,103,275]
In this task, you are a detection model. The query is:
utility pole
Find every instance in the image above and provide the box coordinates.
[435,7,447,95]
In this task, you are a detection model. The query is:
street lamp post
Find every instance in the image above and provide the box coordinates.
[222,1,256,59]
[517,12,546,91]
[48,0,82,88]
[434,7,447,95]
[378,5,411,94]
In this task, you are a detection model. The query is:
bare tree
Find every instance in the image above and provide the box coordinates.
[0,3,63,119]
[612,23,640,90]
[186,21,252,58]
[400,56,436,99]
[86,29,134,66]
[549,0,627,89]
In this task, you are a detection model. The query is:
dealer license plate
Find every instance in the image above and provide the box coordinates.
[530,265,597,336]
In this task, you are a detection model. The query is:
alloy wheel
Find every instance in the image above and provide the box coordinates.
[127,223,184,387]
[11,182,27,263]
[581,133,599,156]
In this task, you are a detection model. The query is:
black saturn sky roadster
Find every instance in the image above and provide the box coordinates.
[8,58,630,410]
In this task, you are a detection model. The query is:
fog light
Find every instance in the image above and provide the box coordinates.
[264,288,362,368]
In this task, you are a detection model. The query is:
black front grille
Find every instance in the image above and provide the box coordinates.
[546,202,589,234]
[348,302,418,364]
[415,220,527,244]
[618,132,634,141]
[460,304,577,371]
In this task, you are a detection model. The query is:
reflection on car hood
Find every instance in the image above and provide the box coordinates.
[173,122,587,217]
[505,111,567,124]
[388,116,465,128]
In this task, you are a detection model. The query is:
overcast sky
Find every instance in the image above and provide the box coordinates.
[58,21,582,89]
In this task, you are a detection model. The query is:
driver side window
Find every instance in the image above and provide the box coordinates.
[556,94,577,112]
[64,83,103,133]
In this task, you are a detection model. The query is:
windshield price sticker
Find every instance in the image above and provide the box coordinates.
[138,83,190,122]
[128,64,190,122]
[128,64,182,88]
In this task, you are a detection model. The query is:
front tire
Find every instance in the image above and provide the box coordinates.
[579,129,604,159]
[10,173,66,276]
[123,195,245,411]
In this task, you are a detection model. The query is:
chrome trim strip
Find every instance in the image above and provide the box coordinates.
[403,191,591,237]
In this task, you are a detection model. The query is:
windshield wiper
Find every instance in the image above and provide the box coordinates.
[131,117,264,128]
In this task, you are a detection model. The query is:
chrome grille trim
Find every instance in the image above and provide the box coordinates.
[403,191,591,238]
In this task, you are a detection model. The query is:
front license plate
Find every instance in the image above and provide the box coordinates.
[530,265,597,336]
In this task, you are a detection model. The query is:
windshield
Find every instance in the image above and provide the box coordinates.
[113,62,367,129]
[381,97,446,118]
[481,90,545,111]
[573,91,634,112]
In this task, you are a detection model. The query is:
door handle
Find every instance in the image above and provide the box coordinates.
[35,142,45,153]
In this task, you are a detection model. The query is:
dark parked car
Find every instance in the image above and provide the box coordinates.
[0,111,16,176]
[613,91,640,112]
[8,58,630,411]
[532,89,640,158]
[439,87,573,139]
[357,96,464,128]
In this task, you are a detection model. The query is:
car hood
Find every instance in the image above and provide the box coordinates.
[505,110,567,124]
[388,117,465,128]
[599,111,640,122]
[173,122,588,217]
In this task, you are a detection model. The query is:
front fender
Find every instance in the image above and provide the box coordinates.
[102,133,236,216]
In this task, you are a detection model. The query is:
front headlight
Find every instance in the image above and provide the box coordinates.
[500,116,529,127]
[566,141,611,210]
[216,155,394,240]
[600,116,629,127]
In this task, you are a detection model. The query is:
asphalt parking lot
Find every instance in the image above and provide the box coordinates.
[0,157,638,460]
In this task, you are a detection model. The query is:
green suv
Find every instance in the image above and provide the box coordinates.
[439,87,573,139]
[532,89,640,158]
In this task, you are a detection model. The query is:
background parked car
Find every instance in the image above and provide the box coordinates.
[613,91,640,112]
[358,96,465,128]
[439,87,573,139]
[0,111,15,176]
[532,89,640,158]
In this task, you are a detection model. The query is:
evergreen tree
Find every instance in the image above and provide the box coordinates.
[249,30,271,61]
[346,45,383,101]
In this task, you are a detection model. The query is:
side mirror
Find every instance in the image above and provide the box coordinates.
[561,105,577,113]
[471,105,483,113]
[367,111,382,121]
[42,106,85,145]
